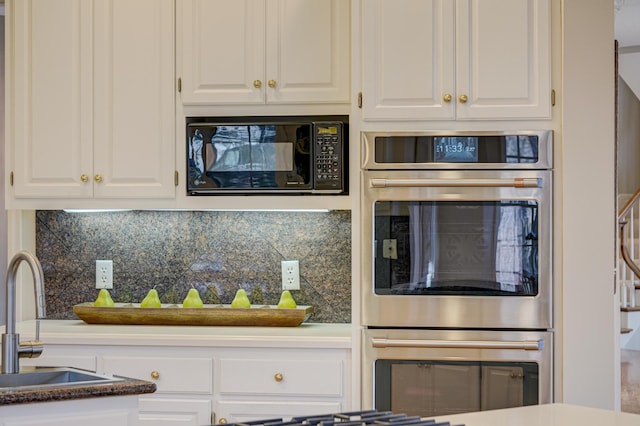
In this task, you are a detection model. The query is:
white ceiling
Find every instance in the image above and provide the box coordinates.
[616,0,640,99]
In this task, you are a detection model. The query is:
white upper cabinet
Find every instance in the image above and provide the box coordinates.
[361,0,551,121]
[7,0,175,204]
[179,0,350,105]
[92,0,176,199]
[8,0,93,199]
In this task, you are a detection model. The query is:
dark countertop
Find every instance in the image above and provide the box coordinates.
[0,374,156,406]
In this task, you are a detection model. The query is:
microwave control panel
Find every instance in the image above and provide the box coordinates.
[313,122,344,191]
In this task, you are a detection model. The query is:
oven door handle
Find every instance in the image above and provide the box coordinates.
[371,338,544,351]
[369,178,542,188]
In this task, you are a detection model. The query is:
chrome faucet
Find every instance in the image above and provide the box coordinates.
[1,250,46,374]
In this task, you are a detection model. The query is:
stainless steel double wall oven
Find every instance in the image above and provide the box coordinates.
[361,131,553,417]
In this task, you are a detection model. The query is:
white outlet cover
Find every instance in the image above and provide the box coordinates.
[281,260,300,290]
[96,260,113,289]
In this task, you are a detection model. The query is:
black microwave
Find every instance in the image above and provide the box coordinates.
[186,116,348,195]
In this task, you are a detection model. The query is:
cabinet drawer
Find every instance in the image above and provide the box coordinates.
[103,356,212,394]
[219,358,343,397]
[21,354,97,372]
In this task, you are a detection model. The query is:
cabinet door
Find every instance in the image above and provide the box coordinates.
[93,0,176,198]
[9,0,94,198]
[455,0,551,119]
[0,396,137,426]
[179,0,266,105]
[265,0,350,104]
[361,0,455,120]
[361,0,551,121]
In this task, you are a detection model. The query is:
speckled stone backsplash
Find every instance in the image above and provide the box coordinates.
[35,210,351,323]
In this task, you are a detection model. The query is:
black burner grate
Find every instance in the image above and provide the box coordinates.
[212,410,465,426]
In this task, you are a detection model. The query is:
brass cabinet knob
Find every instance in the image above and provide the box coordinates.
[94,174,103,183]
[268,79,277,88]
[274,373,283,382]
[219,419,228,424]
[253,80,262,88]
[443,93,452,103]
[458,94,468,103]
[80,174,89,183]
[150,371,160,380]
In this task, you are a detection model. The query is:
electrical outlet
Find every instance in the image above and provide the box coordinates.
[281,260,300,290]
[96,260,113,289]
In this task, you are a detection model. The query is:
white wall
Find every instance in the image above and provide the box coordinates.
[619,49,640,101]
[617,77,640,196]
[561,0,618,410]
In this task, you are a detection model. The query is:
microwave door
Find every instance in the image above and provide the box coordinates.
[191,124,311,192]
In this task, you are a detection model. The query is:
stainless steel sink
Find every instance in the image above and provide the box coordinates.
[0,367,124,389]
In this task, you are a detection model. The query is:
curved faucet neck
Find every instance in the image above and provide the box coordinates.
[2,250,46,374]
[5,250,46,334]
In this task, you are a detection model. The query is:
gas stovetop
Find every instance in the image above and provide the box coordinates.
[212,410,464,426]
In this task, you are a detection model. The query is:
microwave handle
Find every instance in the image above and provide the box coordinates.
[369,178,542,188]
[371,338,543,351]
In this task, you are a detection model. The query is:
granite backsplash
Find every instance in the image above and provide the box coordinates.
[35,210,351,323]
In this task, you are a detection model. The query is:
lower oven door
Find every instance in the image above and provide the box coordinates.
[362,169,552,329]
[362,328,552,417]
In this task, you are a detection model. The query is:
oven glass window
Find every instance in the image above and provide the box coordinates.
[374,360,539,417]
[374,135,539,164]
[374,200,538,296]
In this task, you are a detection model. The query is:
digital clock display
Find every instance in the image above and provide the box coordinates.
[318,126,338,135]
[433,137,479,162]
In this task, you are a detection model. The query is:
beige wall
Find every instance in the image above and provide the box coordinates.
[0,13,6,326]
[561,0,618,410]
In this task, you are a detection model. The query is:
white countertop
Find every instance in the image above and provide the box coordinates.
[13,319,353,349]
[434,403,640,426]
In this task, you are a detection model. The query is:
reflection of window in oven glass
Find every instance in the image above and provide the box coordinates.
[375,359,540,417]
[505,136,539,163]
[495,201,538,294]
[188,128,205,185]
[373,200,539,296]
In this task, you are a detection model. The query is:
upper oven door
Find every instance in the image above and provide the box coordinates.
[361,169,552,329]
[362,130,553,170]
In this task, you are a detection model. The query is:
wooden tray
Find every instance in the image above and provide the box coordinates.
[73,303,314,327]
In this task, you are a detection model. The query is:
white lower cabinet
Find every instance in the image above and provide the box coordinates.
[0,395,138,426]
[102,355,213,394]
[22,343,351,425]
[214,348,349,423]
[20,345,97,372]
[102,351,215,425]
[137,398,213,426]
